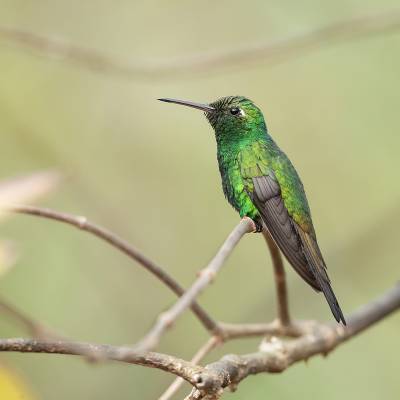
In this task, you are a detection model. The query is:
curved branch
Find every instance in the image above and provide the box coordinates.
[0,9,399,79]
[5,205,217,333]
[0,296,62,340]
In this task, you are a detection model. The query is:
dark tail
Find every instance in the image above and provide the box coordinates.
[317,276,346,325]
[296,227,346,325]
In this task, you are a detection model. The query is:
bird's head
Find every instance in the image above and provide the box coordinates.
[158,96,267,142]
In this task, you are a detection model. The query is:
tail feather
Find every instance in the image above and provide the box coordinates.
[295,226,346,325]
[317,277,346,324]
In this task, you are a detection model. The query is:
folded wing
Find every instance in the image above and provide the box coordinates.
[250,173,346,324]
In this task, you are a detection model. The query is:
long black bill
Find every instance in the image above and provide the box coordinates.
[158,98,215,112]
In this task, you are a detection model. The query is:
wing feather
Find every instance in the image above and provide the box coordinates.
[295,227,346,324]
[250,174,346,324]
[250,175,319,290]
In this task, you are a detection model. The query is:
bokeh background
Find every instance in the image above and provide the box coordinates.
[0,1,399,399]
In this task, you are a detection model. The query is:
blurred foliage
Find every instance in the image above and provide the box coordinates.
[0,1,399,399]
[0,241,17,277]
[0,363,34,399]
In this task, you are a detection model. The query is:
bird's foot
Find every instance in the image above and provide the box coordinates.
[241,217,263,233]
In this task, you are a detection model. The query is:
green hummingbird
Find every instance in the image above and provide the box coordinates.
[159,96,346,324]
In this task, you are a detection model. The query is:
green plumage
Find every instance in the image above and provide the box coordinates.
[159,95,346,324]
[210,97,313,231]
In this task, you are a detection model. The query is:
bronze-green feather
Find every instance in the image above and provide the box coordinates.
[159,95,346,324]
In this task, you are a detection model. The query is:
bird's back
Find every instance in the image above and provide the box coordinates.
[243,141,345,323]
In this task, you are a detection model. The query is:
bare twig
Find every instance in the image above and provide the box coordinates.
[134,218,255,352]
[159,336,221,400]
[1,9,400,79]
[262,230,290,326]
[0,284,398,399]
[0,296,61,340]
[217,320,309,340]
[5,205,217,333]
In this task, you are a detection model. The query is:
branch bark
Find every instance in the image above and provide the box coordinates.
[159,336,221,400]
[0,338,202,386]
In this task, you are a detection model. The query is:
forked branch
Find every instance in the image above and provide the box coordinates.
[186,283,400,398]
[134,218,255,352]
[0,284,398,398]
[4,204,400,399]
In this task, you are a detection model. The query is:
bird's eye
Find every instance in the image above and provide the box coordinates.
[230,107,240,115]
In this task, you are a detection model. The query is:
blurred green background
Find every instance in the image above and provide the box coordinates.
[0,1,399,399]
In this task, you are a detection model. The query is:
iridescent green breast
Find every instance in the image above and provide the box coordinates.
[218,139,315,235]
[217,147,260,219]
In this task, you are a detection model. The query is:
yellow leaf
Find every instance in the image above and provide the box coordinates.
[0,364,34,400]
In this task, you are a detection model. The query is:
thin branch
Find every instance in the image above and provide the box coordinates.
[217,320,309,340]
[159,336,221,400]
[262,230,290,326]
[186,283,400,398]
[0,296,61,340]
[0,338,202,386]
[134,218,255,352]
[5,205,217,333]
[1,9,400,79]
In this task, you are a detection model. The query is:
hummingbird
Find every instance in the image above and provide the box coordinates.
[159,96,346,324]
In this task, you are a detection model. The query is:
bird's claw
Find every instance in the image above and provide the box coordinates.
[242,217,263,233]
[254,220,263,233]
